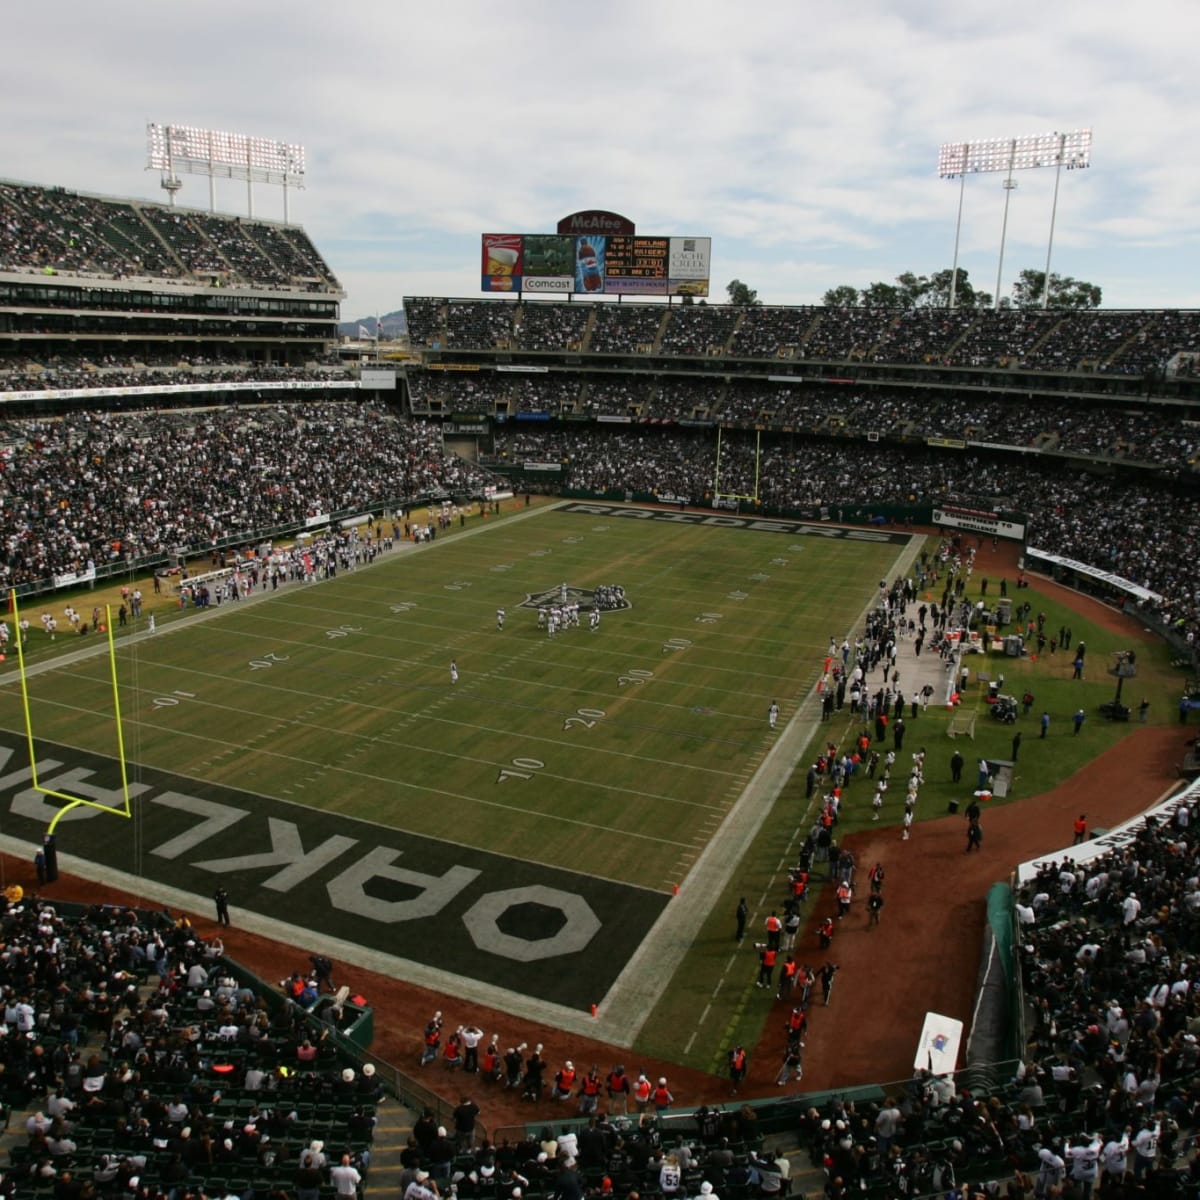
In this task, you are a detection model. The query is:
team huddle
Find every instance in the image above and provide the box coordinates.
[535,603,601,637]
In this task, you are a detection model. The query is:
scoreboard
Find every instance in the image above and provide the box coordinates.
[603,237,668,293]
[481,232,710,296]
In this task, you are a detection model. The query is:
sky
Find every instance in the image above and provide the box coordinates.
[4,0,1199,319]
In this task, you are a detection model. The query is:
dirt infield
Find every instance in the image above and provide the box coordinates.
[1,530,1191,1133]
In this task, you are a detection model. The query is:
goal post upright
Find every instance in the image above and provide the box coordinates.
[11,591,134,834]
[712,426,762,506]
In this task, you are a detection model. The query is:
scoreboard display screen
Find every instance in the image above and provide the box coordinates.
[482,231,709,296]
[603,237,669,295]
[605,237,668,279]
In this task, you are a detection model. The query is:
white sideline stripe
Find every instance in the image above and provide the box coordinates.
[589,532,925,1044]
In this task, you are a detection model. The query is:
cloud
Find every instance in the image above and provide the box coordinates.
[2,0,1197,316]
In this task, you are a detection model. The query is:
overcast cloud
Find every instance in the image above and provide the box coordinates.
[4,0,1198,316]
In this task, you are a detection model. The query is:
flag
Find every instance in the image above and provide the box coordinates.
[375,316,382,340]
[357,325,370,338]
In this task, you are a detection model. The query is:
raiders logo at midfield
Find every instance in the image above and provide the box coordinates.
[520,583,631,613]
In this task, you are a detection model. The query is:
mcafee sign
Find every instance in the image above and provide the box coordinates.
[556,210,635,236]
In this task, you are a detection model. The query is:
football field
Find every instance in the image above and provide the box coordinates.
[0,502,912,1025]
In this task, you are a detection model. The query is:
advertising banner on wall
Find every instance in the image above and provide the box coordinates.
[481,233,523,293]
[668,236,712,297]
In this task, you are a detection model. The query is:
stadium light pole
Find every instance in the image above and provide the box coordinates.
[938,130,1091,310]
[146,123,307,222]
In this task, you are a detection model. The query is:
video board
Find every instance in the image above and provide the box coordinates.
[482,234,710,297]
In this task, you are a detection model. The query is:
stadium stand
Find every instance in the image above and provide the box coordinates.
[0,402,498,590]
[0,900,377,1200]
[0,181,338,291]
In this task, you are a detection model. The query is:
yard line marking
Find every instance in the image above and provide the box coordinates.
[14,694,698,854]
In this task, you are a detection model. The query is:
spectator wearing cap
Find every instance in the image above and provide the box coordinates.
[295,1150,323,1200]
[356,1061,382,1101]
[633,1073,652,1113]
[403,1170,438,1200]
[428,1126,455,1180]
[652,1077,674,1113]
[695,1183,719,1200]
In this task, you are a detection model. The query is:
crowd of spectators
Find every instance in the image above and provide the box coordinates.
[486,423,1200,640]
[0,899,377,1200]
[657,307,742,358]
[587,306,666,355]
[0,400,498,589]
[409,371,1200,468]
[0,181,337,290]
[402,299,1200,376]
[1,358,351,394]
[516,304,590,353]
[443,303,515,351]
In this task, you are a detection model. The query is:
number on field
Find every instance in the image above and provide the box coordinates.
[592,525,610,532]
[248,652,290,670]
[617,669,654,687]
[564,707,607,731]
[749,573,770,582]
[325,624,363,639]
[390,602,418,613]
[562,536,583,544]
[662,638,692,654]
[489,563,514,572]
[153,690,195,710]
[497,756,545,784]
[771,558,789,567]
[695,612,724,624]
[727,590,749,601]
[528,549,552,557]
[443,580,472,591]
[789,544,806,552]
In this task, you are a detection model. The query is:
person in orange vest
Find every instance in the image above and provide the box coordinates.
[755,944,778,989]
[1073,813,1087,845]
[777,956,798,1001]
[578,1066,603,1115]
[765,912,782,950]
[633,1072,652,1113]
[727,1046,747,1095]
[606,1065,630,1115]
[553,1060,577,1101]
[818,917,834,949]
[786,1006,808,1041]
[652,1077,673,1113]
[835,881,853,920]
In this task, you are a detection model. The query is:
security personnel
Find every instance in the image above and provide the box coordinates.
[633,1073,652,1113]
[728,1046,747,1094]
[554,1060,577,1101]
[756,944,778,989]
[579,1066,602,1114]
[778,956,798,1000]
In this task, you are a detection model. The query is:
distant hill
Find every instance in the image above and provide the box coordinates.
[338,309,407,338]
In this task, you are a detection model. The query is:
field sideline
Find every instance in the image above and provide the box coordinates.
[0,501,917,1042]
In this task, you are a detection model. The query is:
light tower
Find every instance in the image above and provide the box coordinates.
[938,129,1091,309]
[146,123,307,222]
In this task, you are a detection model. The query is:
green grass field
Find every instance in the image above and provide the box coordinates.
[0,501,1185,1063]
[1,504,910,891]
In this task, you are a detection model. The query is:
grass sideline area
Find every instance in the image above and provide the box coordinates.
[0,504,1182,1071]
